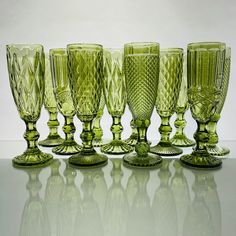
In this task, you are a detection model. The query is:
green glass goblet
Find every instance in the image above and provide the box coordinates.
[38,54,63,147]
[150,48,183,156]
[6,44,53,167]
[180,42,226,169]
[170,53,195,147]
[101,48,133,154]
[207,47,231,156]
[67,43,108,167]
[123,42,162,168]
[50,48,82,155]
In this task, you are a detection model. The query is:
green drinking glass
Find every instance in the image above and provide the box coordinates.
[180,42,225,169]
[6,44,53,167]
[101,48,133,154]
[123,42,162,168]
[50,48,82,155]
[150,48,183,156]
[170,53,195,147]
[207,47,231,156]
[67,43,108,167]
[38,54,63,147]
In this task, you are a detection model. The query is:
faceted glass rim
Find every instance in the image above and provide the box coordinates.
[49,48,66,56]
[187,42,226,50]
[67,43,103,51]
[124,42,160,55]
[6,44,43,51]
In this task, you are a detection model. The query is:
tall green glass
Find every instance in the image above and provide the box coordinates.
[6,44,53,167]
[67,43,108,167]
[150,48,183,156]
[101,49,133,154]
[170,53,195,147]
[50,48,82,155]
[38,54,63,147]
[180,42,225,169]
[207,47,231,156]
[123,42,162,168]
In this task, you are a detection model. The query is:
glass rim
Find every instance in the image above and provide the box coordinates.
[124,42,160,47]
[161,48,183,53]
[67,43,103,51]
[49,48,66,55]
[6,44,43,49]
[187,42,226,49]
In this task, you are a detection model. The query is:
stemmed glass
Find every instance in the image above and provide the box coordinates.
[38,54,63,147]
[124,119,138,146]
[123,42,162,168]
[207,47,231,156]
[180,42,226,169]
[67,43,108,167]
[50,48,82,155]
[6,44,53,167]
[150,48,183,156]
[101,48,133,154]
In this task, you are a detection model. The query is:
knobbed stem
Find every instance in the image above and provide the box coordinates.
[47,111,60,138]
[111,116,123,141]
[159,116,172,144]
[194,121,209,152]
[93,109,103,141]
[24,121,40,151]
[63,116,76,142]
[174,112,186,137]
[130,119,138,140]
[207,114,220,148]
[80,121,95,153]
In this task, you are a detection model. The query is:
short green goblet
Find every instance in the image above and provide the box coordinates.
[101,49,133,154]
[180,42,226,169]
[50,48,82,155]
[170,53,195,147]
[38,54,63,147]
[67,43,108,167]
[150,48,183,156]
[207,47,231,156]
[6,44,53,167]
[123,42,162,168]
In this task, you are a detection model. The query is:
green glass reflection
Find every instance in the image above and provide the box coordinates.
[207,47,231,156]
[150,48,183,156]
[50,48,82,155]
[123,42,162,168]
[6,44,53,167]
[67,43,108,167]
[101,49,133,154]
[180,42,225,169]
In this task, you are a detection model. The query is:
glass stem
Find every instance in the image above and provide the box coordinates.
[93,110,103,141]
[63,116,76,142]
[80,120,95,153]
[24,121,40,151]
[159,116,172,144]
[174,112,186,136]
[130,119,138,139]
[111,116,123,141]
[207,115,220,147]
[47,111,60,138]
[194,121,209,152]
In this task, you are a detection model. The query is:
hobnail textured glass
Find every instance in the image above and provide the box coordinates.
[67,43,108,167]
[6,44,53,167]
[50,48,81,155]
[207,47,231,156]
[180,42,225,169]
[38,54,63,147]
[101,49,133,154]
[123,42,162,168]
[170,53,195,147]
[150,48,183,156]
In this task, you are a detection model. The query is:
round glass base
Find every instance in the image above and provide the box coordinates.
[124,136,151,146]
[207,144,230,156]
[101,140,134,155]
[150,142,183,156]
[38,135,64,147]
[170,135,195,147]
[93,138,110,147]
[52,140,82,155]
[123,152,162,168]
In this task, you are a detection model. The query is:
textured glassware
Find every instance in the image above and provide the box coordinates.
[50,48,82,155]
[180,42,225,169]
[170,53,195,147]
[207,47,231,156]
[6,44,53,167]
[38,54,63,147]
[67,43,108,167]
[101,49,133,154]
[150,48,183,156]
[124,119,138,146]
[123,42,162,168]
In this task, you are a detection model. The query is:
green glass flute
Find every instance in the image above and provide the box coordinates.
[67,43,108,167]
[150,48,183,156]
[180,42,226,169]
[38,54,63,147]
[6,44,53,167]
[123,42,162,168]
[170,53,195,147]
[50,48,82,155]
[207,47,231,156]
[101,48,133,154]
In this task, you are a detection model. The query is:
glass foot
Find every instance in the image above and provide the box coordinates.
[93,138,110,147]
[52,140,82,155]
[12,149,53,168]
[124,136,151,146]
[150,142,183,156]
[123,152,162,168]
[101,140,134,155]
[38,136,64,147]
[68,150,108,167]
[180,150,222,169]
[170,135,195,147]
[207,144,230,156]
